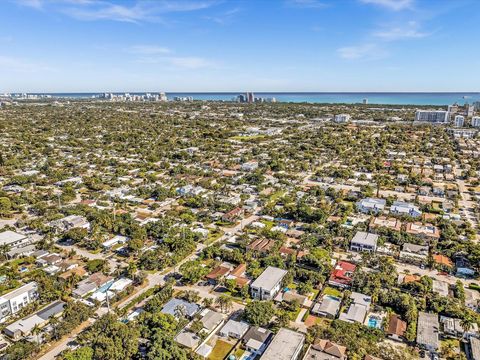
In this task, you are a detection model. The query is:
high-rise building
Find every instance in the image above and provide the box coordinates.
[246,92,255,103]
[414,110,449,123]
[454,115,465,128]
[472,116,480,127]
[363,98,368,105]
[467,104,475,117]
[334,114,351,123]
[159,92,167,101]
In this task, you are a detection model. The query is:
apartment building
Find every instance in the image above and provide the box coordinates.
[0,282,38,323]
[251,266,288,300]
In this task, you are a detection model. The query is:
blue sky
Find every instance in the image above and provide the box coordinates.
[1,0,479,92]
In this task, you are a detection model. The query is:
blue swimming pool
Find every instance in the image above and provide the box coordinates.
[367,317,382,329]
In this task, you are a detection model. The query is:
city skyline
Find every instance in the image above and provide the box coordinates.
[1,0,479,92]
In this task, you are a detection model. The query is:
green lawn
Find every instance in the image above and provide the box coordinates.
[323,286,342,298]
[230,135,265,141]
[208,340,235,360]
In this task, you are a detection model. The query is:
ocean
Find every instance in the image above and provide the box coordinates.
[26,92,480,106]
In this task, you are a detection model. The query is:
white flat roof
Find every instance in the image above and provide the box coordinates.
[0,231,27,246]
[251,266,288,291]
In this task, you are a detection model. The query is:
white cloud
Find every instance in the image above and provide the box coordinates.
[18,0,218,23]
[287,0,327,8]
[16,0,44,9]
[62,3,155,23]
[360,0,413,11]
[204,7,241,25]
[128,45,171,55]
[373,21,430,40]
[337,43,387,60]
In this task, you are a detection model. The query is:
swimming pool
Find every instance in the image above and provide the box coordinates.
[367,317,382,329]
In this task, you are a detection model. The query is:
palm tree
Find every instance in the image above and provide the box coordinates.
[31,324,41,344]
[215,295,233,313]
[460,315,474,336]
[0,244,10,260]
[202,297,213,309]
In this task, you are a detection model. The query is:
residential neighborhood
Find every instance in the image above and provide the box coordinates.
[0,98,479,360]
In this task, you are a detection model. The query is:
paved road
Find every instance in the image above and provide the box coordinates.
[454,167,479,242]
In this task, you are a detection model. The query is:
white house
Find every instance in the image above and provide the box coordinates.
[0,282,38,323]
[251,266,288,301]
[390,201,422,218]
[350,231,378,253]
[356,198,386,214]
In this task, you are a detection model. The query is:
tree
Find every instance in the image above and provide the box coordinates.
[460,315,474,334]
[179,260,209,284]
[0,197,12,217]
[202,297,213,308]
[78,314,139,360]
[189,319,204,335]
[180,290,200,303]
[61,346,94,360]
[126,261,137,281]
[215,295,233,314]
[244,301,275,326]
[32,324,41,344]
[0,243,11,260]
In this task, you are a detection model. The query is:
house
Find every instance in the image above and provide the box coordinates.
[387,315,407,341]
[205,265,231,285]
[0,282,38,323]
[350,231,378,253]
[36,253,62,267]
[251,266,288,300]
[161,298,200,319]
[3,300,65,340]
[433,254,453,269]
[222,207,244,222]
[328,261,356,289]
[227,263,250,287]
[311,295,341,319]
[198,309,224,333]
[339,292,371,324]
[390,201,422,218]
[174,330,200,349]
[72,272,113,298]
[0,231,31,252]
[302,339,347,360]
[399,243,429,265]
[369,216,402,232]
[243,326,273,356]
[455,256,475,278]
[247,238,276,253]
[219,319,249,339]
[467,337,480,360]
[416,312,439,352]
[102,235,129,250]
[432,280,449,297]
[405,222,440,242]
[242,161,259,172]
[51,215,90,231]
[195,344,213,358]
[356,198,386,214]
[6,244,36,259]
[261,328,305,360]
[440,316,479,338]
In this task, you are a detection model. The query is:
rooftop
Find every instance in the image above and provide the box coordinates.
[261,328,305,360]
[251,266,288,291]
